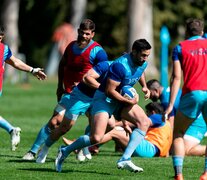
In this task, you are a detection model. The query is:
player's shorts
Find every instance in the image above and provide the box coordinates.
[57,87,93,121]
[54,93,71,115]
[184,113,207,143]
[91,90,120,117]
[133,139,159,158]
[179,90,207,118]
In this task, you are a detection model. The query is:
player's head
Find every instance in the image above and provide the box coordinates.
[77,19,95,47]
[146,79,163,102]
[145,102,164,116]
[0,26,5,42]
[131,39,151,66]
[185,18,204,38]
[79,19,95,32]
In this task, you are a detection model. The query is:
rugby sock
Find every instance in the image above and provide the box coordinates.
[82,125,98,154]
[45,136,56,147]
[172,156,183,176]
[62,135,91,157]
[119,128,146,161]
[83,146,90,156]
[84,125,91,134]
[30,124,51,154]
[0,117,14,133]
[204,157,207,172]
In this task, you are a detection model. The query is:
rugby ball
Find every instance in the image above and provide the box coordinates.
[120,85,137,99]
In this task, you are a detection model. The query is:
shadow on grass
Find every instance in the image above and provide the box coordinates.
[8,157,55,163]
[92,150,122,157]
[17,167,112,175]
[0,154,21,158]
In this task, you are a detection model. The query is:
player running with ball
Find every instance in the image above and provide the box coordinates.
[55,39,152,173]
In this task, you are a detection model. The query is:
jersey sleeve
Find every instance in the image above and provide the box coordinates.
[172,45,181,61]
[107,62,126,82]
[149,114,164,128]
[93,61,110,76]
[4,45,12,61]
[90,46,108,65]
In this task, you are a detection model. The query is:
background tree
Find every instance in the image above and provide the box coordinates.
[128,0,158,76]
[1,0,207,81]
[70,0,87,29]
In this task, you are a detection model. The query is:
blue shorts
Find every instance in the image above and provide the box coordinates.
[54,93,71,115]
[184,113,207,142]
[58,87,93,121]
[91,90,119,117]
[179,90,207,118]
[133,139,159,158]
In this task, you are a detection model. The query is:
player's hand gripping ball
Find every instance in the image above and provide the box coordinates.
[120,85,137,100]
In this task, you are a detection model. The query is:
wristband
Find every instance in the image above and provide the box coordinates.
[31,68,41,75]
[30,67,34,73]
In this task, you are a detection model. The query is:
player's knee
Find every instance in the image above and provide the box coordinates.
[49,116,63,129]
[135,118,150,131]
[91,135,102,144]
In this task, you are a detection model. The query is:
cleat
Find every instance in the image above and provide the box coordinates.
[11,127,21,151]
[55,146,66,172]
[84,152,92,160]
[22,151,35,160]
[117,160,143,173]
[36,145,49,163]
[83,147,92,160]
[76,147,92,162]
[174,174,184,180]
[76,149,86,162]
[200,172,207,180]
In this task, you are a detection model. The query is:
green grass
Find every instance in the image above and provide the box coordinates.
[0,76,206,180]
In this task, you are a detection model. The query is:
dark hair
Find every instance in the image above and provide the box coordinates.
[146,79,161,90]
[79,19,95,32]
[132,39,151,53]
[0,26,5,36]
[185,18,204,37]
[145,102,164,114]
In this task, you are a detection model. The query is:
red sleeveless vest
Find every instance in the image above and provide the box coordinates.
[0,43,5,95]
[180,39,207,95]
[63,41,100,93]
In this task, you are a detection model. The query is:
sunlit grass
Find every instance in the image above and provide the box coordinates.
[0,76,206,180]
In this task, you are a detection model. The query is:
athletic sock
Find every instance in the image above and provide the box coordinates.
[0,117,14,133]
[30,124,51,154]
[62,135,91,157]
[84,125,91,135]
[119,128,146,161]
[204,157,207,172]
[172,155,183,176]
[45,135,56,147]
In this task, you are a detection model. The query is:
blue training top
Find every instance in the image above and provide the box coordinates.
[98,53,148,92]
[77,61,113,97]
[1,44,12,66]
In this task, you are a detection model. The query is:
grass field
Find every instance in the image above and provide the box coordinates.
[0,76,206,180]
